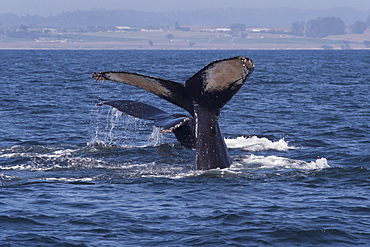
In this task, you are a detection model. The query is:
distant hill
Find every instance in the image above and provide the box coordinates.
[1,7,369,28]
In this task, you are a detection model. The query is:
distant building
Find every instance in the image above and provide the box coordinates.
[248,28,271,33]
[35,38,67,43]
[201,28,231,33]
[116,26,140,32]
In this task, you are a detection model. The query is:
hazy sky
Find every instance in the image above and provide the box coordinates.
[1,0,369,16]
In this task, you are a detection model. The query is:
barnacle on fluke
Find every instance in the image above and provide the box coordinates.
[92,72,107,81]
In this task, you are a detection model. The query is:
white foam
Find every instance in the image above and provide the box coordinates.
[0,146,109,171]
[0,157,109,171]
[42,177,94,182]
[225,136,297,152]
[0,148,74,159]
[0,174,16,180]
[236,154,329,170]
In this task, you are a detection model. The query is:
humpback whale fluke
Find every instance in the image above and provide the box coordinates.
[93,56,254,170]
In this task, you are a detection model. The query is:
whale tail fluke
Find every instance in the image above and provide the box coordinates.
[92,72,193,114]
[92,57,254,116]
[93,56,254,170]
[185,56,254,114]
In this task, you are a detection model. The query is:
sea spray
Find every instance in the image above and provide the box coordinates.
[225,136,297,152]
[237,154,329,170]
[88,105,148,147]
[148,126,164,147]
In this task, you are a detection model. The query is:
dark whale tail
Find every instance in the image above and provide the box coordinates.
[93,57,254,170]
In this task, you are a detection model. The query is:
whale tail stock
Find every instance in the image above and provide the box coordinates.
[93,56,254,170]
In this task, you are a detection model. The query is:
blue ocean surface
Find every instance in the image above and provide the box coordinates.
[0,49,369,246]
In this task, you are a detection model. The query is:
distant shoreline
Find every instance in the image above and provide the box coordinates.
[1,41,369,50]
[1,29,369,50]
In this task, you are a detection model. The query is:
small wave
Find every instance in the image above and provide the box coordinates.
[0,145,75,161]
[169,156,329,179]
[0,145,109,171]
[225,136,297,152]
[42,177,95,183]
[0,173,19,186]
[236,154,329,170]
[0,148,75,159]
[0,215,42,225]
[0,157,109,171]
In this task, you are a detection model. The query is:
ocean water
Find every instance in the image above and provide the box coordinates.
[0,49,369,246]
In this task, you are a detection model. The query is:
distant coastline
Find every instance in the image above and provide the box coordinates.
[1,29,369,50]
[1,7,369,50]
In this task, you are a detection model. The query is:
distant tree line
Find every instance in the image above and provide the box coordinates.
[307,17,345,37]
[229,23,248,37]
[1,8,370,29]
[351,21,367,34]
[2,24,44,39]
[291,16,369,38]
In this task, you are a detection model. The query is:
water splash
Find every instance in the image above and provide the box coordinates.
[106,108,123,145]
[235,154,329,170]
[225,136,297,152]
[88,105,149,147]
[148,126,164,146]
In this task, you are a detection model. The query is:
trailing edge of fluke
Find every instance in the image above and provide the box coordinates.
[93,56,254,170]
